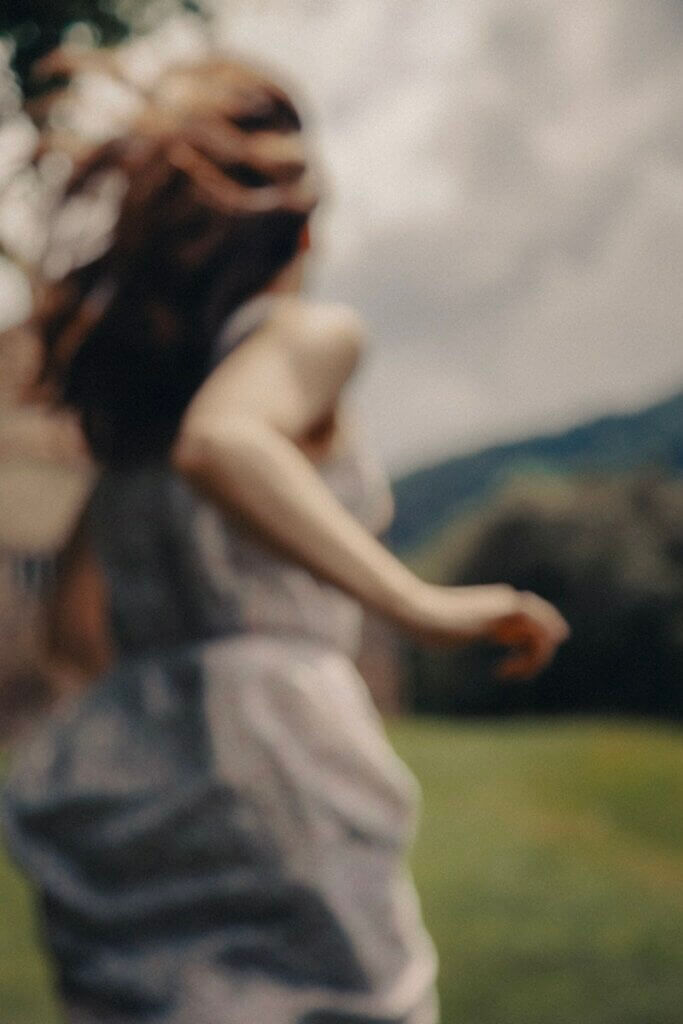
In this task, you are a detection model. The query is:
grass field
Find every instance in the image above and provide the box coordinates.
[1,718,682,1024]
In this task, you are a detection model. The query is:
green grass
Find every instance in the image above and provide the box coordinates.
[0,818,60,1024]
[391,718,683,1024]
[1,719,682,1024]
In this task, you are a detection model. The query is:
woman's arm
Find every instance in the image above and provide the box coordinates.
[173,298,568,678]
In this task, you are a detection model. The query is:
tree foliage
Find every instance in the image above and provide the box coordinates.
[409,473,683,719]
[0,0,204,99]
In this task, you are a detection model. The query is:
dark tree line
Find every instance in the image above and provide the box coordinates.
[408,472,683,719]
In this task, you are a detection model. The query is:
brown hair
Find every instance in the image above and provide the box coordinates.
[29,52,319,466]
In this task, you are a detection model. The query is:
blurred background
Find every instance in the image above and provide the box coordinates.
[0,2,681,1023]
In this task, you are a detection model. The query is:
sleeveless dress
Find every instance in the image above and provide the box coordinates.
[2,301,439,1024]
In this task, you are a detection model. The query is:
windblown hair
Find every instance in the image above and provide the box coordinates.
[27,51,319,466]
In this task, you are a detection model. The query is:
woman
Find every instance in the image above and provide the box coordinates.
[2,51,568,1024]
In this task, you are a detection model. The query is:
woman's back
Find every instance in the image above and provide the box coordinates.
[89,435,387,660]
[87,301,393,663]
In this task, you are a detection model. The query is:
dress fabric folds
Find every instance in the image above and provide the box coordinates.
[2,304,439,1023]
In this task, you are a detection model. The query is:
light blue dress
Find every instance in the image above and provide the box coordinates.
[2,301,438,1024]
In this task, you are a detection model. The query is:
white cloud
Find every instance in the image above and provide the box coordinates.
[215,0,681,472]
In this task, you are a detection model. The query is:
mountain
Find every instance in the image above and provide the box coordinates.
[388,390,683,552]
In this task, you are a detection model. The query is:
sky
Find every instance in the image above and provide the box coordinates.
[1,0,682,474]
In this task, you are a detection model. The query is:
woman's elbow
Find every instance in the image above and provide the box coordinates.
[171,415,266,483]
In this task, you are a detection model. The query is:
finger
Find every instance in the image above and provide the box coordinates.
[495,643,551,680]
[491,612,537,645]
[494,628,557,680]
[494,652,537,681]
[519,592,571,642]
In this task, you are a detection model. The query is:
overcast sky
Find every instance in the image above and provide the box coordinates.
[1,0,682,474]
[212,0,683,472]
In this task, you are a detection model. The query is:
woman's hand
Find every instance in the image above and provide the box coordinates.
[407,583,570,680]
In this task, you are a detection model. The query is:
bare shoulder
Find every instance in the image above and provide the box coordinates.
[266,297,367,363]
[174,297,369,458]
